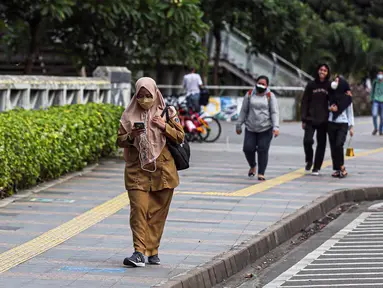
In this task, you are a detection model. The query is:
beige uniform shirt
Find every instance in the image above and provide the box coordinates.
[117,111,185,192]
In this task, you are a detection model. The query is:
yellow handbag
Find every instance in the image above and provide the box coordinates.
[346,136,355,157]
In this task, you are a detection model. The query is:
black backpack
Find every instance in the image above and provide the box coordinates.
[161,106,191,170]
[199,88,210,106]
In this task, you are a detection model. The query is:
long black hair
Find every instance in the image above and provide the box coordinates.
[315,63,331,81]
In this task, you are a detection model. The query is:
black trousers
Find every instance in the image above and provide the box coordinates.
[243,128,273,175]
[303,122,327,170]
[328,122,349,171]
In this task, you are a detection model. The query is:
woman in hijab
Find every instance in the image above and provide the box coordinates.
[117,77,184,267]
[327,75,354,178]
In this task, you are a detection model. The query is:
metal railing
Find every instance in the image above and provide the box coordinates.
[157,84,304,91]
[208,24,314,87]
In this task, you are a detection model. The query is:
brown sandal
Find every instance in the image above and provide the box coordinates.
[332,171,340,178]
[339,167,348,178]
[258,175,266,181]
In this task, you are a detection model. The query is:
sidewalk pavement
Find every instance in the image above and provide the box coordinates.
[0,118,382,288]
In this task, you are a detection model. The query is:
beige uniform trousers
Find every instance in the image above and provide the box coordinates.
[128,188,173,256]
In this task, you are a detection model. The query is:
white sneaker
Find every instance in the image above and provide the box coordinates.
[305,162,312,173]
[311,170,320,176]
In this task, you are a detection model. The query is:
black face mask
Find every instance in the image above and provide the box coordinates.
[256,84,267,93]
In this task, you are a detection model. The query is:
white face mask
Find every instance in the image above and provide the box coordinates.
[378,74,383,80]
[331,81,338,90]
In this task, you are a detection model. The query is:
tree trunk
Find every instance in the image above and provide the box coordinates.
[80,66,87,77]
[200,35,208,84]
[156,57,162,83]
[205,29,214,84]
[24,19,43,74]
[213,27,221,91]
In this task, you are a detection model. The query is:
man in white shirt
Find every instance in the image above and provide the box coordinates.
[183,67,203,113]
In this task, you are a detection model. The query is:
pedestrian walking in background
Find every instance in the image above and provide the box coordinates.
[328,76,354,178]
[301,64,331,176]
[183,67,203,113]
[371,69,383,136]
[236,75,280,181]
[117,77,185,267]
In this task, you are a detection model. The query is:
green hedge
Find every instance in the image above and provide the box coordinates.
[0,103,124,198]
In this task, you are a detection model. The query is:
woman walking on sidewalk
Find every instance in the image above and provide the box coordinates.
[301,64,331,176]
[117,77,185,267]
[236,75,280,181]
[328,76,354,178]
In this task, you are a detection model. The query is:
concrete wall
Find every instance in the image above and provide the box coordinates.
[0,66,131,112]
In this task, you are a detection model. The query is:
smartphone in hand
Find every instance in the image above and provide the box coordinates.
[134,122,145,130]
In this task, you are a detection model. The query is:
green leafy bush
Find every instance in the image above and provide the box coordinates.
[0,103,124,198]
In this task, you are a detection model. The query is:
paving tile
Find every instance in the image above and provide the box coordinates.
[0,120,382,287]
[0,277,33,288]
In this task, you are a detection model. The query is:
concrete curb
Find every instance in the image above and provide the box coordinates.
[0,164,99,208]
[156,187,383,288]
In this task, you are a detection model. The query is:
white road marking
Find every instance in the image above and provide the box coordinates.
[303,266,383,270]
[295,272,383,276]
[263,212,371,287]
[325,248,383,251]
[289,277,383,282]
[309,261,383,266]
[315,257,383,260]
[272,284,383,288]
[334,245,383,248]
[337,241,383,244]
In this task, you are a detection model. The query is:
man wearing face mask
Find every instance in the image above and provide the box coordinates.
[301,64,331,176]
[371,69,383,136]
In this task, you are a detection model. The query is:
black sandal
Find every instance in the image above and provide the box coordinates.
[248,168,255,178]
[258,176,266,181]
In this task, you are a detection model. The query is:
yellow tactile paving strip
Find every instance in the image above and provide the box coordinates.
[0,146,383,275]
[0,193,130,274]
[204,146,383,197]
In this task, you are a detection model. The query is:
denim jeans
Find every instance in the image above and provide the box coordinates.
[187,93,200,113]
[372,100,383,133]
[243,128,273,175]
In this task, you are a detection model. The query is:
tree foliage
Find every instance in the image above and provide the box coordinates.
[0,0,207,75]
[1,0,383,81]
[298,0,383,78]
